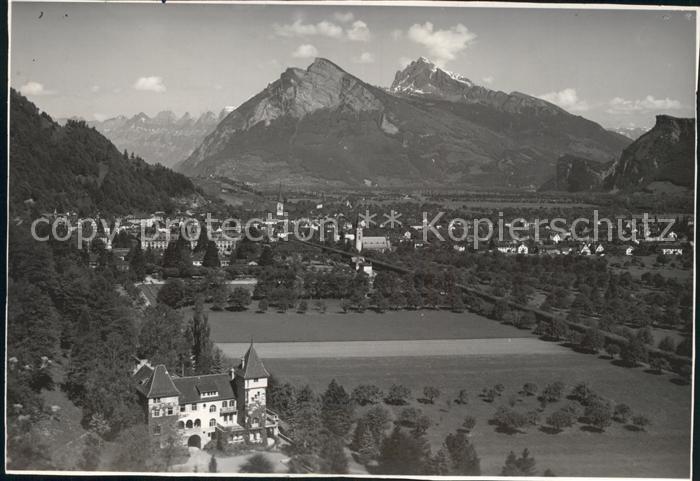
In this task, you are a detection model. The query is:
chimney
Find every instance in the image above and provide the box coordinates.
[229,367,236,381]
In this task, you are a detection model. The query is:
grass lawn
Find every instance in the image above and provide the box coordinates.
[264,351,691,478]
[206,301,534,343]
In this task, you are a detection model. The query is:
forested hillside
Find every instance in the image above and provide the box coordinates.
[9,89,196,216]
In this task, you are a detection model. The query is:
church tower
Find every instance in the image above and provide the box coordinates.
[355,212,364,253]
[275,183,284,218]
[233,342,270,443]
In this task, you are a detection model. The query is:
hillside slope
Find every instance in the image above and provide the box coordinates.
[10,89,196,215]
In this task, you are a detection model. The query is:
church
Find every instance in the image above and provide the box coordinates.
[133,343,279,448]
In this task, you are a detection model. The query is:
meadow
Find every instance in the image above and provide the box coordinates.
[264,352,691,478]
[207,302,534,343]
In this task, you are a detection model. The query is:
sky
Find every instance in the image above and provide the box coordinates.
[10,2,698,128]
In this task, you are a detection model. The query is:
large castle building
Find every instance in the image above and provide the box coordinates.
[133,343,279,448]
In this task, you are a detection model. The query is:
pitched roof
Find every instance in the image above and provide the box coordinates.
[235,343,270,380]
[141,365,181,398]
[172,373,235,404]
[133,363,154,386]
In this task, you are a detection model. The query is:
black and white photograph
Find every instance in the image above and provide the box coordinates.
[5,1,697,477]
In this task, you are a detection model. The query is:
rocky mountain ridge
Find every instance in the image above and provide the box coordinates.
[177,57,630,188]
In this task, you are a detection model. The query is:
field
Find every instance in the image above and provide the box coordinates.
[262,352,691,478]
[207,302,534,343]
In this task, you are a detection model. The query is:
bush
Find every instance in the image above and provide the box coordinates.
[462,416,476,433]
[492,406,528,433]
[456,389,469,405]
[239,453,274,473]
[539,381,565,404]
[621,337,648,367]
[604,343,620,359]
[397,407,422,427]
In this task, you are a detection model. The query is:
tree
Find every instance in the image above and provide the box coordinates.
[385,384,411,405]
[621,336,648,367]
[138,305,191,374]
[228,287,252,311]
[319,435,348,474]
[456,389,469,405]
[189,298,214,375]
[569,383,596,405]
[613,403,632,423]
[377,426,431,475]
[210,284,228,311]
[546,409,576,432]
[632,414,651,432]
[257,298,269,313]
[539,381,565,405]
[208,455,218,473]
[289,386,323,455]
[413,414,432,435]
[314,299,327,313]
[340,299,351,313]
[581,328,605,353]
[240,453,274,473]
[258,245,274,266]
[352,420,380,464]
[658,336,676,352]
[321,379,354,437]
[363,405,391,444]
[605,343,621,359]
[398,407,422,427]
[461,416,476,433]
[202,241,221,268]
[423,386,440,404]
[521,383,538,397]
[501,449,536,476]
[584,398,613,431]
[157,279,187,308]
[128,243,146,281]
[352,384,383,406]
[492,406,528,433]
[444,431,480,475]
[297,299,308,314]
[649,356,671,373]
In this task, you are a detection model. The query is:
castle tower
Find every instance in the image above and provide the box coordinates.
[233,342,270,443]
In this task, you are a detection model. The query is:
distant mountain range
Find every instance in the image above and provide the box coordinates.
[10,90,196,215]
[608,126,650,141]
[543,115,695,193]
[175,57,631,188]
[56,110,226,168]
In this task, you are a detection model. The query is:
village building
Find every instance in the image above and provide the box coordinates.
[133,343,279,449]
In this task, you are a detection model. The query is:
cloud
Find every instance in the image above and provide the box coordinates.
[19,81,54,96]
[398,57,412,68]
[406,22,476,66]
[482,76,494,85]
[292,44,319,59]
[353,52,375,64]
[90,85,100,93]
[606,95,682,114]
[334,12,354,23]
[391,29,403,41]
[347,20,371,42]
[539,88,589,112]
[93,113,107,122]
[273,19,343,39]
[133,76,166,93]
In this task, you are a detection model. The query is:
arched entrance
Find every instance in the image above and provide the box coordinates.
[187,435,201,449]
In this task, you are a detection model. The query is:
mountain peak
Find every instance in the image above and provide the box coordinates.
[390,57,474,97]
